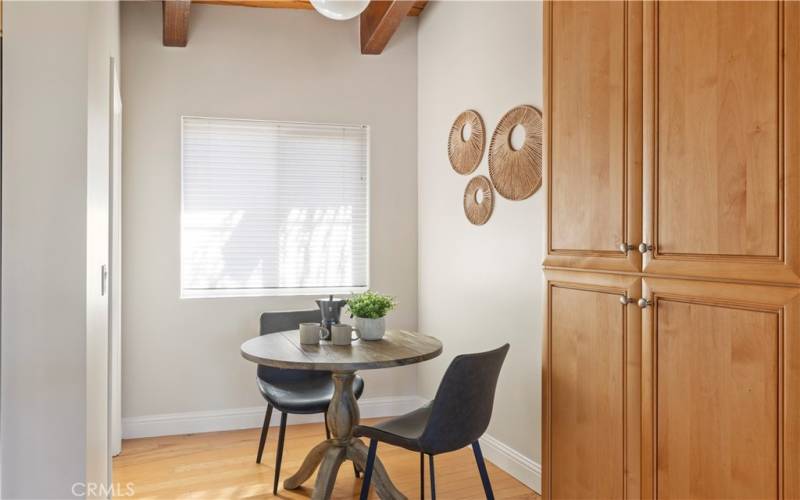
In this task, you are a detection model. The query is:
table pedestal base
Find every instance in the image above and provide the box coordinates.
[283,437,406,500]
[282,372,406,500]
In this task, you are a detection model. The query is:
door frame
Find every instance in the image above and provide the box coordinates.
[108,55,122,464]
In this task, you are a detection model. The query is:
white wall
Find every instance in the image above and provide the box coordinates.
[2,1,120,497]
[1,3,88,495]
[120,3,419,423]
[417,0,543,491]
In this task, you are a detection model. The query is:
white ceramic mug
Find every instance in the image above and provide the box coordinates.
[299,323,326,345]
[331,324,361,346]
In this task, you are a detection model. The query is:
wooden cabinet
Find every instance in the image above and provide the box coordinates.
[543,270,641,499]
[545,1,800,285]
[543,1,800,499]
[640,278,800,500]
[543,1,642,273]
[642,1,800,284]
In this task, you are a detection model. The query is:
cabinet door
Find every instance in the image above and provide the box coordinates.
[641,278,800,500]
[643,1,800,284]
[543,270,641,499]
[544,1,643,273]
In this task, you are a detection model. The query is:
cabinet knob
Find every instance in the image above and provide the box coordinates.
[619,243,635,254]
[637,298,652,309]
[619,294,635,305]
[638,242,654,254]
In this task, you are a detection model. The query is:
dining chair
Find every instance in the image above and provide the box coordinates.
[256,310,365,494]
[354,343,509,500]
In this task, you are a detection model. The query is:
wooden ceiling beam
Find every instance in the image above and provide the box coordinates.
[163,0,191,47]
[409,1,428,17]
[360,0,415,55]
[191,0,428,16]
[193,0,313,11]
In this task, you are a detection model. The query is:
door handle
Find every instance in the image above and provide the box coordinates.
[101,264,108,296]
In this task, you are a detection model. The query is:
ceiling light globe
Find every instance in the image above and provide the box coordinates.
[310,0,370,21]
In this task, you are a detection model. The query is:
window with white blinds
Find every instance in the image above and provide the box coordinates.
[181,117,369,298]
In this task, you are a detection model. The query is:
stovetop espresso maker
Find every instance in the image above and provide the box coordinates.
[315,295,348,340]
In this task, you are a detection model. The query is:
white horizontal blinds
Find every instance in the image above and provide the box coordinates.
[181,117,369,297]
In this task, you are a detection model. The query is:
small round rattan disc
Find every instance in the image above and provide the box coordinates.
[448,110,486,175]
[488,105,543,200]
[463,175,494,226]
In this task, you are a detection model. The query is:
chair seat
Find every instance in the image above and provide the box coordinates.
[258,373,365,414]
[353,404,432,453]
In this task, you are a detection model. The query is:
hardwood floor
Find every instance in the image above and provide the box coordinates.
[113,419,539,499]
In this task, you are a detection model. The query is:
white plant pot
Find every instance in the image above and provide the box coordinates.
[355,316,386,341]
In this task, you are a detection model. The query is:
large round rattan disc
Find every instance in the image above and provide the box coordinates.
[448,110,486,175]
[488,105,543,200]
[463,175,494,226]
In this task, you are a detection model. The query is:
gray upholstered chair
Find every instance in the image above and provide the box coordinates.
[354,343,509,500]
[256,310,365,494]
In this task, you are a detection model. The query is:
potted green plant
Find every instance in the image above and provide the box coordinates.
[347,291,396,341]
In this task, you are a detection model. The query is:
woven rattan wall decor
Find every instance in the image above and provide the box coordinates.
[463,175,494,225]
[488,105,543,200]
[448,110,486,175]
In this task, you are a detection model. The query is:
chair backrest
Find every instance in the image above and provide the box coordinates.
[258,310,327,383]
[418,344,510,454]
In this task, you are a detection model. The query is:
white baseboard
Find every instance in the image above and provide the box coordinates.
[122,395,427,440]
[479,433,541,494]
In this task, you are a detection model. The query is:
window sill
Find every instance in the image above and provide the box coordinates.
[180,286,369,299]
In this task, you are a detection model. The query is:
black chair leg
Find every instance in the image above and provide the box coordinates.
[472,441,495,500]
[256,404,272,464]
[429,454,436,500]
[359,439,378,500]
[420,452,425,500]
[273,412,288,495]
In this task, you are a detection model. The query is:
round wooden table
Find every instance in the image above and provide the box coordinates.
[241,329,443,500]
